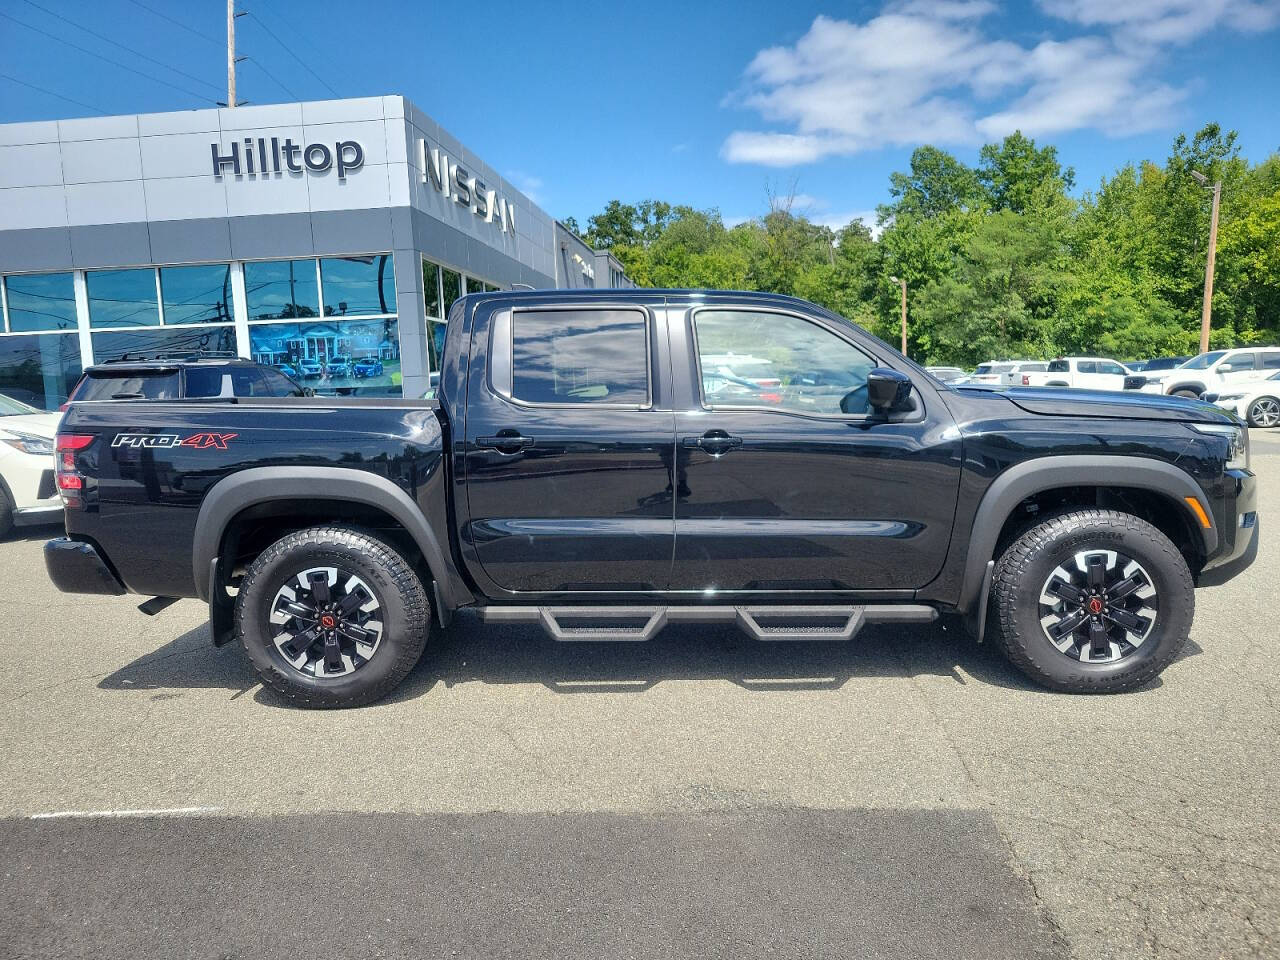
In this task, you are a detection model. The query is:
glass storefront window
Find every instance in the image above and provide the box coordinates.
[87,268,160,328]
[160,264,232,325]
[4,272,77,332]
[422,259,442,319]
[0,333,82,410]
[247,318,401,396]
[244,259,319,320]
[92,326,236,363]
[320,255,395,317]
[441,269,461,316]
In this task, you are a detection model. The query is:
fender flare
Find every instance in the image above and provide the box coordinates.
[1163,380,1206,396]
[956,455,1216,613]
[192,466,468,612]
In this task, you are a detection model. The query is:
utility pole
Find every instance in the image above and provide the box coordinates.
[1191,170,1221,354]
[226,0,237,108]
[890,275,908,355]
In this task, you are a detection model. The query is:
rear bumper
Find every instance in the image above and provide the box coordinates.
[44,537,127,596]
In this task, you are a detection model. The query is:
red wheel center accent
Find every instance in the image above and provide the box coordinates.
[1088,597,1104,615]
[320,614,337,629]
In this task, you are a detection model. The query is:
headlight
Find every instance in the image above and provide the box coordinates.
[1192,423,1249,471]
[1215,393,1245,401]
[0,431,55,456]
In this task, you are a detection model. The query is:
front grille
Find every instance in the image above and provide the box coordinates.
[36,470,56,500]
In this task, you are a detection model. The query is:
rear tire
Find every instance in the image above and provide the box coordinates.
[1171,388,1200,399]
[1245,396,1280,428]
[990,509,1193,693]
[236,525,430,708]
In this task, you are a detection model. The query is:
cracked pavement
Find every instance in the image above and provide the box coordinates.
[1,429,1277,958]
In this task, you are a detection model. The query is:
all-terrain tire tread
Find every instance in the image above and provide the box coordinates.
[235,525,430,708]
[990,508,1193,694]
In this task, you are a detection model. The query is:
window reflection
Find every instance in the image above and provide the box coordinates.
[4,273,77,332]
[319,255,396,316]
[0,333,82,410]
[244,259,319,320]
[248,318,402,396]
[422,260,442,318]
[87,269,160,328]
[512,309,648,405]
[92,326,236,363]
[441,269,461,316]
[160,264,232,325]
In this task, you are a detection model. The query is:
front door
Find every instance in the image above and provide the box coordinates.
[669,306,962,593]
[463,302,675,595]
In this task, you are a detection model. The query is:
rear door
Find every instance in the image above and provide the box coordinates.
[1095,360,1128,391]
[462,300,676,595]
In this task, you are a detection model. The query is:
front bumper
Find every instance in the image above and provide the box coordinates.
[1198,468,1258,587]
[44,537,127,596]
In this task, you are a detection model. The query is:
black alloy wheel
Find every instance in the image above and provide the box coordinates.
[1038,549,1158,663]
[269,566,383,678]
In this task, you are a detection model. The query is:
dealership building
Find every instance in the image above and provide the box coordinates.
[0,95,631,408]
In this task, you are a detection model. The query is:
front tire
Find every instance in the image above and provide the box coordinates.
[236,526,431,708]
[1246,395,1280,428]
[990,509,1193,693]
[1171,388,1200,399]
[0,487,12,539]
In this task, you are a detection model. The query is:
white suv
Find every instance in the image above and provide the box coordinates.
[1142,347,1280,398]
[0,392,61,537]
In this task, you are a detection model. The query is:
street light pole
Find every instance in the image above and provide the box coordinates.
[1191,170,1221,354]
[890,275,907,355]
[226,0,237,108]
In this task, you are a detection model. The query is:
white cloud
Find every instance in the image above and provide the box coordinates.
[506,170,544,205]
[722,1,1278,166]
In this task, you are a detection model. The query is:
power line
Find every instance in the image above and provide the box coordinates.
[0,71,106,115]
[123,0,221,46]
[244,57,300,101]
[20,0,222,96]
[243,10,339,97]
[0,12,216,104]
[252,0,329,65]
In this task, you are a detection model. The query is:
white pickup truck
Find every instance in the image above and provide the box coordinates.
[1019,357,1133,390]
[1132,347,1280,398]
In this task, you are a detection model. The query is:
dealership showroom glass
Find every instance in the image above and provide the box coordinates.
[0,95,632,408]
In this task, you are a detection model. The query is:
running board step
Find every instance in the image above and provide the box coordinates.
[480,604,937,643]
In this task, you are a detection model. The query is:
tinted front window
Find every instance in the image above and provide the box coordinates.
[4,272,77,332]
[1183,351,1226,370]
[244,260,319,320]
[320,255,395,316]
[512,309,649,405]
[694,310,876,416]
[87,269,160,328]
[160,264,232,325]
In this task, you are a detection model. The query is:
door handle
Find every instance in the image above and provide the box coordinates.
[477,433,534,454]
[682,431,742,455]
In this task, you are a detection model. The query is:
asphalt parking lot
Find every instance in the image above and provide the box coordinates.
[2,429,1278,959]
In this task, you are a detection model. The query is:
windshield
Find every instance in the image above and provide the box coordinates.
[1180,351,1226,370]
[0,392,40,416]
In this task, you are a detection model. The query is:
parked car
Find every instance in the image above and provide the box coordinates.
[67,354,308,402]
[327,355,354,378]
[45,290,1257,707]
[925,366,968,383]
[0,392,60,536]
[352,357,385,378]
[1002,360,1048,385]
[1133,347,1280,398]
[297,358,325,379]
[1021,357,1133,390]
[969,361,1018,385]
[272,363,302,380]
[1202,370,1280,427]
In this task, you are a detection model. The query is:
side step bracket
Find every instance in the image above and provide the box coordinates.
[481,604,936,643]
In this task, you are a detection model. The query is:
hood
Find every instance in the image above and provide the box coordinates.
[958,385,1238,424]
[0,412,61,439]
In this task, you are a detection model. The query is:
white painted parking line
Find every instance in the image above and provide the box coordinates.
[30,806,221,820]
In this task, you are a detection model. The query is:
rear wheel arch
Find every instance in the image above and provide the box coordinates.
[957,456,1215,614]
[193,466,472,614]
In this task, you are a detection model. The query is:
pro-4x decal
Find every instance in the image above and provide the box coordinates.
[111,432,238,450]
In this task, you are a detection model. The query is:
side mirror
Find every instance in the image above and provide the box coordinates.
[302,387,316,397]
[866,367,913,413]
[1217,362,1235,373]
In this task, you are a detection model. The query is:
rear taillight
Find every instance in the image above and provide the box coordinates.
[1022,375,1030,385]
[55,434,94,508]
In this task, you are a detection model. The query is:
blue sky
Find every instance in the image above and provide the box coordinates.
[2,0,1278,230]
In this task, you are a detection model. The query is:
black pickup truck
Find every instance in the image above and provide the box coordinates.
[45,290,1258,706]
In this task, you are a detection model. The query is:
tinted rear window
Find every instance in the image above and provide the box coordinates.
[511,308,649,405]
[74,371,180,401]
[1047,360,1069,372]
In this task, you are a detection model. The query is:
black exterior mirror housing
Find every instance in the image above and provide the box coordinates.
[867,368,913,412]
